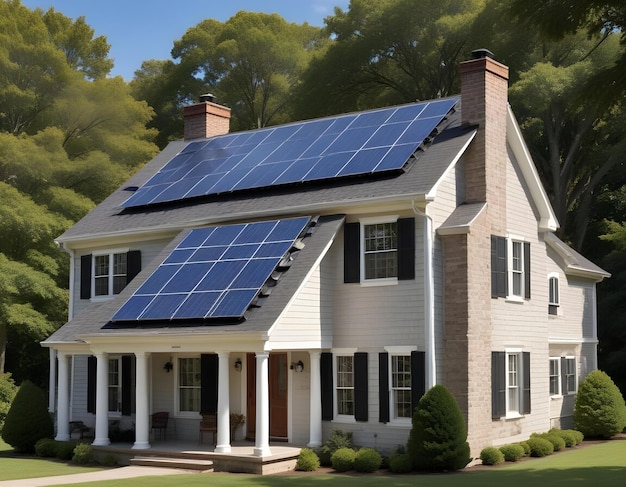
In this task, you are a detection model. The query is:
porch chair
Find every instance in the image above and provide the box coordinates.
[199,412,217,445]
[150,411,169,440]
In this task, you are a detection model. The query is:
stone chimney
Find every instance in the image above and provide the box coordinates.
[183,94,231,140]
[459,48,509,234]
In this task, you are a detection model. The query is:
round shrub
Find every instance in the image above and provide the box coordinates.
[549,428,576,447]
[56,441,78,460]
[318,430,353,467]
[534,433,565,452]
[101,453,118,466]
[72,443,93,465]
[1,380,54,453]
[35,438,58,458]
[526,437,554,457]
[295,448,320,471]
[574,370,626,438]
[407,385,471,471]
[518,441,531,456]
[571,430,584,445]
[479,447,504,465]
[499,443,525,462]
[389,452,413,473]
[354,448,382,473]
[331,447,356,472]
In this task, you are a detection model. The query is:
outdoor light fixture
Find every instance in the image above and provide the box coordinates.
[234,358,242,372]
[291,360,304,373]
[164,360,173,373]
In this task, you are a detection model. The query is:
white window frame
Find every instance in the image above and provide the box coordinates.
[564,356,577,395]
[385,345,416,424]
[108,356,122,416]
[507,236,526,300]
[176,356,202,417]
[548,273,560,315]
[91,247,129,300]
[549,357,561,396]
[332,349,357,421]
[505,349,523,418]
[360,216,399,286]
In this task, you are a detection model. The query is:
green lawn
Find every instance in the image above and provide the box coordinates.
[63,440,626,487]
[0,438,105,481]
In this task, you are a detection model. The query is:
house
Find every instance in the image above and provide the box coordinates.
[42,50,609,458]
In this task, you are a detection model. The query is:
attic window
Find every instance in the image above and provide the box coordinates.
[548,274,559,315]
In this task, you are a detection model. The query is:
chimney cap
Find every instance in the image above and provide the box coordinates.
[471,48,494,60]
[199,93,216,103]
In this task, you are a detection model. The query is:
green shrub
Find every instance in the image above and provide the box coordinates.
[295,448,320,471]
[574,370,626,438]
[571,430,584,444]
[56,441,78,460]
[549,428,577,447]
[526,437,554,457]
[518,441,531,456]
[0,373,17,432]
[318,430,353,466]
[1,380,54,453]
[354,448,382,473]
[101,453,118,466]
[72,443,93,465]
[331,447,356,472]
[499,443,525,462]
[35,438,58,458]
[479,447,504,465]
[389,452,413,473]
[407,384,471,471]
[533,432,565,451]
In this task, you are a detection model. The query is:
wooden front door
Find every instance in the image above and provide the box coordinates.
[246,352,288,439]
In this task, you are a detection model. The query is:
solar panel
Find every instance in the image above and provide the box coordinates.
[111,216,311,322]
[121,98,458,208]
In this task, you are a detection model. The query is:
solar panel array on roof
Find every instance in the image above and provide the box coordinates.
[121,98,458,208]
[111,216,311,322]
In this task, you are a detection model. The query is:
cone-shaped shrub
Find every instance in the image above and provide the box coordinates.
[1,380,54,453]
[407,384,471,471]
[574,370,626,438]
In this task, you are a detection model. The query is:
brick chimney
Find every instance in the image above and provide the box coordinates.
[183,94,231,140]
[459,48,509,234]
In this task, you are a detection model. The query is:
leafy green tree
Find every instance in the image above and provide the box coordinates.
[574,370,626,438]
[1,380,54,452]
[0,373,17,431]
[407,384,471,471]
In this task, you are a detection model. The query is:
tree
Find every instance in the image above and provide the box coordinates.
[407,384,471,471]
[574,370,626,438]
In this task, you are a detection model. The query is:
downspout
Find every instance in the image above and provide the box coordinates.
[412,200,436,389]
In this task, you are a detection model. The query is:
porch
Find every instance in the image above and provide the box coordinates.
[91,439,302,475]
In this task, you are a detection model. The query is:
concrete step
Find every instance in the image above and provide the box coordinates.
[131,456,214,472]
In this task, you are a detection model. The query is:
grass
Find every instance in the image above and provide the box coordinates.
[0,437,104,481]
[60,439,626,487]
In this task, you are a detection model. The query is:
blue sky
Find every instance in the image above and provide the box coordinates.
[21,0,350,80]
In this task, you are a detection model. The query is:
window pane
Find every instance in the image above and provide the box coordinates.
[336,356,354,415]
[108,359,119,412]
[391,355,411,418]
[507,354,520,413]
[95,255,109,277]
[337,389,354,415]
[179,357,201,412]
[394,390,412,418]
[549,359,559,395]
[364,222,398,279]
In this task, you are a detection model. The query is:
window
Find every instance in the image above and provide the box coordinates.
[507,353,520,414]
[564,357,576,394]
[491,236,530,299]
[178,357,201,412]
[492,351,530,418]
[94,253,127,296]
[108,358,121,413]
[364,222,397,279]
[549,358,560,395]
[548,274,559,315]
[336,356,354,416]
[391,355,412,419]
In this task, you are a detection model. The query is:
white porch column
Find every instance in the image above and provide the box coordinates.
[92,352,110,446]
[308,351,322,447]
[55,352,70,441]
[215,351,231,453]
[253,351,271,457]
[48,348,57,414]
[132,351,151,449]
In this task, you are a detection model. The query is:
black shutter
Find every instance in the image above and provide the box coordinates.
[354,352,368,422]
[379,352,390,423]
[126,250,142,284]
[80,255,92,299]
[397,218,415,280]
[121,355,133,416]
[560,357,567,395]
[344,223,360,283]
[491,351,506,419]
[87,356,96,413]
[320,352,333,420]
[410,351,426,415]
[491,236,507,298]
[200,354,218,414]
[522,352,531,414]
[524,242,531,299]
